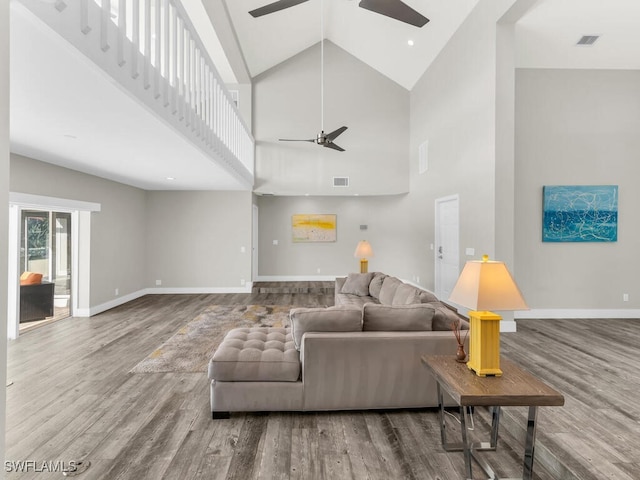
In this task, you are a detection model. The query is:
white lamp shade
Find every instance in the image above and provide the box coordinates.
[354,240,374,259]
[448,258,529,311]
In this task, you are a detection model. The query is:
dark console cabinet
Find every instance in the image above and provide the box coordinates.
[20,281,55,322]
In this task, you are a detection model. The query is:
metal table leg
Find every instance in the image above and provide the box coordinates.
[523,406,538,480]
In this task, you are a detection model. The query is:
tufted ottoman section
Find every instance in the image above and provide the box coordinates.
[209,327,300,382]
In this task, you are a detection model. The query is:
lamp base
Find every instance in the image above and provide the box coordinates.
[466,311,502,377]
[360,259,368,273]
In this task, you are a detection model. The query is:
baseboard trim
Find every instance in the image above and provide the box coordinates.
[81,284,254,317]
[516,309,640,319]
[82,289,149,317]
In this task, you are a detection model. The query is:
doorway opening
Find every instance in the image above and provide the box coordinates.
[19,210,72,332]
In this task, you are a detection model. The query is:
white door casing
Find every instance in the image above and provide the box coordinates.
[435,195,460,301]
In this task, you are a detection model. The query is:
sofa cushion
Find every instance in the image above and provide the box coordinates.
[378,277,403,305]
[290,306,362,350]
[392,283,421,305]
[430,302,469,331]
[362,303,435,331]
[340,272,374,296]
[419,290,439,303]
[210,327,300,382]
[368,272,388,299]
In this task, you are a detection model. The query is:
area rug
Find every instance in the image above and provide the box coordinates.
[130,305,293,374]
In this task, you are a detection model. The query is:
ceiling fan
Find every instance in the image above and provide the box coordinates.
[276,0,348,152]
[249,0,429,28]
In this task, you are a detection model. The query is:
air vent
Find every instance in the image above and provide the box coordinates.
[576,35,599,46]
[333,177,349,187]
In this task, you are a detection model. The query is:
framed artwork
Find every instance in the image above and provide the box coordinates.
[292,214,337,243]
[542,185,618,242]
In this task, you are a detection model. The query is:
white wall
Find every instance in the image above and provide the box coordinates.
[1,0,10,465]
[10,154,147,307]
[408,0,516,292]
[253,41,410,196]
[515,69,640,313]
[146,191,252,290]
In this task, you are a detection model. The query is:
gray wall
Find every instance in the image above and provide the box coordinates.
[515,69,640,309]
[408,0,515,292]
[253,41,410,196]
[257,195,419,280]
[146,191,252,289]
[10,154,148,307]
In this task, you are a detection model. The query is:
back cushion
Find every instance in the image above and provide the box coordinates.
[392,284,421,305]
[368,272,388,299]
[340,272,374,296]
[378,277,403,305]
[362,303,434,331]
[419,290,439,304]
[289,306,363,350]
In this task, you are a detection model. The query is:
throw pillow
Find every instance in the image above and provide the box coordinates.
[289,306,363,350]
[368,272,387,299]
[362,303,435,331]
[19,272,43,285]
[378,276,402,305]
[340,272,375,296]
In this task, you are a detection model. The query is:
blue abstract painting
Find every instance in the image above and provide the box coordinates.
[543,185,618,242]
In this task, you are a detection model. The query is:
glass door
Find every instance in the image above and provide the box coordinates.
[19,210,72,329]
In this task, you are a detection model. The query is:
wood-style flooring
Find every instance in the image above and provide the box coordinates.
[5,283,637,479]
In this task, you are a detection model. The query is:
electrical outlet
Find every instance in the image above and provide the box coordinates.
[240,279,245,286]
[156,279,162,286]
[317,268,321,273]
[623,293,629,302]
[273,240,279,245]
[240,246,246,253]
[115,288,119,296]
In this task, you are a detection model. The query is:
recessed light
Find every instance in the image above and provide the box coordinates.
[166,177,175,181]
[63,134,77,139]
[407,39,414,47]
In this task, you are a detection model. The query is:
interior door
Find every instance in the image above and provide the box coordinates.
[435,195,460,301]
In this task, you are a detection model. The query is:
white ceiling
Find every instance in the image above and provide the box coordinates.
[9,0,640,191]
[225,0,479,90]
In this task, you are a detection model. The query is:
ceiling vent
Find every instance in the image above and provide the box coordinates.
[333,177,349,187]
[576,35,600,46]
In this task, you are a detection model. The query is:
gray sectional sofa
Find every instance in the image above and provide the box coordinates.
[208,273,468,418]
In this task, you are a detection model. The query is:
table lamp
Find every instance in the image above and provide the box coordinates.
[354,240,374,273]
[448,255,528,376]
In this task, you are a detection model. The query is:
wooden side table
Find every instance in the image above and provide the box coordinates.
[422,355,564,480]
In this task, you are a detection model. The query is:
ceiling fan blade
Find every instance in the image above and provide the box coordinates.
[279,138,315,142]
[324,142,345,152]
[249,0,309,18]
[358,0,429,28]
[324,126,348,142]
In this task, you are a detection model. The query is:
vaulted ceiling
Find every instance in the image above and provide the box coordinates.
[9,0,640,191]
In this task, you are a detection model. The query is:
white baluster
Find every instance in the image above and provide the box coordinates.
[131,0,139,79]
[101,0,110,52]
[80,0,91,34]
[117,0,126,66]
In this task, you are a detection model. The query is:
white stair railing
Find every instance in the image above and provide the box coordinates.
[19,0,254,187]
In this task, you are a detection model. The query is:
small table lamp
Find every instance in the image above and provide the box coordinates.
[448,255,528,377]
[354,240,374,273]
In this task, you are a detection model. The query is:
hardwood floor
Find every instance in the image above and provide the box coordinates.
[5,286,634,479]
